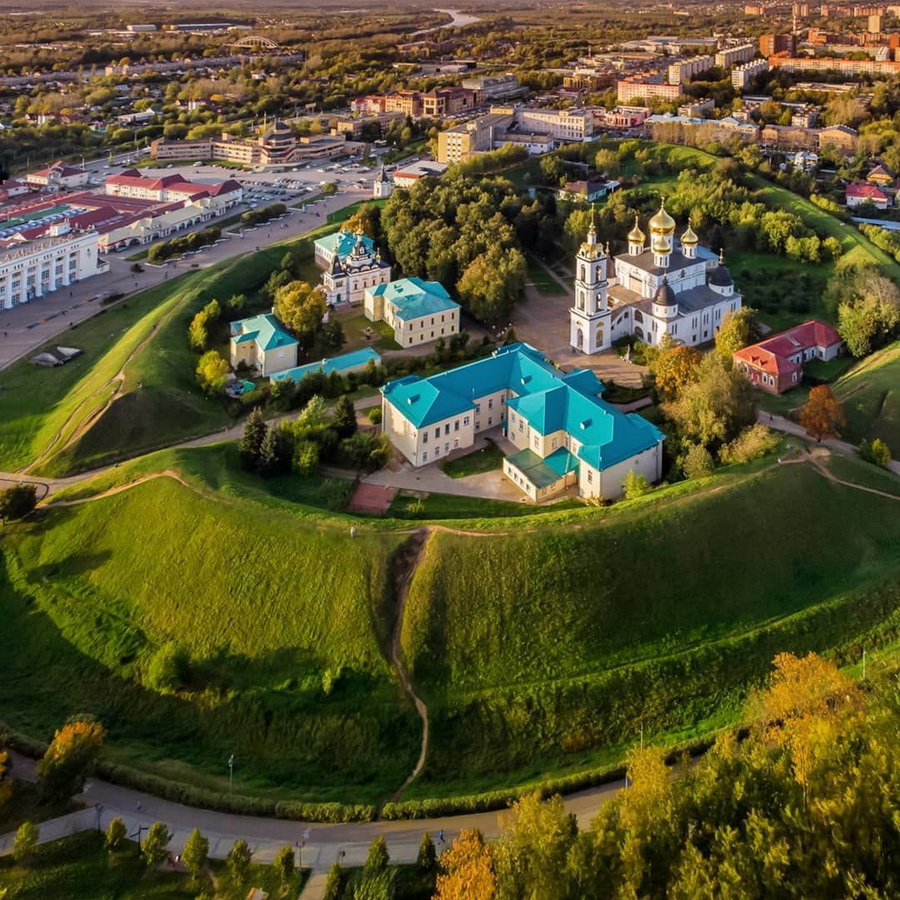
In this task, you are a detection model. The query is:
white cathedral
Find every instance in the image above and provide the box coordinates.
[569,201,742,354]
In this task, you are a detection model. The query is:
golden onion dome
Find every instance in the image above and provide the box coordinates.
[681,224,699,246]
[649,200,676,237]
[628,215,645,244]
[651,232,672,254]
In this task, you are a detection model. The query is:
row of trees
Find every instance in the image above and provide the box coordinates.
[147,226,220,264]
[433,652,899,900]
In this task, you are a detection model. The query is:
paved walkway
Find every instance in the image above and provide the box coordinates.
[759,412,900,476]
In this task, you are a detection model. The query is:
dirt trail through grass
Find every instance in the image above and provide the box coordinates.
[387,529,431,800]
[46,469,195,506]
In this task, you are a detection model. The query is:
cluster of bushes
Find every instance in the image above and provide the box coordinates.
[240,395,389,478]
[147,226,220,263]
[240,202,286,229]
[449,143,528,178]
[824,264,900,357]
[859,436,893,468]
[859,221,900,262]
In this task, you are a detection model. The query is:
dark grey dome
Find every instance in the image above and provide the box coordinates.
[654,276,677,307]
[710,263,733,287]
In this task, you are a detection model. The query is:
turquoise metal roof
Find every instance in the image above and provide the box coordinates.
[270,347,381,383]
[230,313,297,352]
[383,343,663,473]
[314,229,375,261]
[370,277,459,321]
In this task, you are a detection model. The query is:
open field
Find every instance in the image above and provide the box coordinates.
[832,340,900,452]
[4,441,900,812]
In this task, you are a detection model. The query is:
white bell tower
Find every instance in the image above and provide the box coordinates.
[569,211,612,355]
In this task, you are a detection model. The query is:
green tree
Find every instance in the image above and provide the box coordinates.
[105,816,127,852]
[365,835,390,875]
[13,821,38,863]
[195,350,230,394]
[682,443,715,479]
[239,408,267,470]
[273,845,295,886]
[417,832,437,873]
[259,424,291,477]
[715,308,762,361]
[142,822,172,869]
[860,437,892,468]
[457,245,527,323]
[182,828,209,885]
[293,439,320,477]
[663,353,757,448]
[333,395,357,439]
[37,718,106,803]
[322,861,343,900]
[0,483,38,520]
[273,281,327,345]
[226,839,252,886]
[622,469,651,500]
[0,750,11,815]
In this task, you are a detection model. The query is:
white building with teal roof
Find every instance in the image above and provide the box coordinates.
[381,343,664,501]
[365,276,461,347]
[314,226,391,306]
[270,347,381,384]
[229,313,298,377]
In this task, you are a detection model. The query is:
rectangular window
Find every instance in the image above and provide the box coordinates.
[488,399,493,410]
[423,432,428,445]
[444,424,450,436]
[422,452,428,462]
[434,428,440,439]
[463,416,470,426]
[587,470,593,483]
[454,420,460,432]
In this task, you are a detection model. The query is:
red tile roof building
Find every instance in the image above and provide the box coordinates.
[846,181,891,209]
[733,319,843,394]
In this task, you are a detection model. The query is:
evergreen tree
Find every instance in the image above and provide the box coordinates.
[417,832,437,873]
[182,828,209,885]
[273,845,295,885]
[13,821,38,863]
[239,409,267,470]
[333,395,358,439]
[364,835,390,874]
[105,817,127,852]
[322,861,343,900]
[226,839,252,886]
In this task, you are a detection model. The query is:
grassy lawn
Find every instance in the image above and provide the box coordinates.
[0,832,197,899]
[831,340,900,451]
[525,253,569,297]
[335,311,401,352]
[439,440,506,478]
[821,450,900,496]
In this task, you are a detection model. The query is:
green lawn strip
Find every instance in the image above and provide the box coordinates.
[831,340,900,449]
[525,253,568,297]
[332,311,401,353]
[439,440,506,478]
[0,832,197,899]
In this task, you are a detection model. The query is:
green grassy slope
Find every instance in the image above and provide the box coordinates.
[832,340,900,451]
[0,459,416,803]
[401,456,900,788]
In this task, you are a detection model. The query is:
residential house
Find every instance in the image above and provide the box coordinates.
[733,319,843,394]
[846,181,890,208]
[364,277,460,347]
[229,313,299,376]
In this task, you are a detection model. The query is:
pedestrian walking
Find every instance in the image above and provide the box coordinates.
[136,800,143,814]
[438,828,444,845]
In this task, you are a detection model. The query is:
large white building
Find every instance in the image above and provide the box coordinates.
[364,276,460,347]
[0,228,102,310]
[381,342,664,502]
[569,202,742,354]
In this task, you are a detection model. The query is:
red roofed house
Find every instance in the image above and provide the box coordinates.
[733,320,843,394]
[104,169,243,209]
[25,161,90,192]
[846,182,890,209]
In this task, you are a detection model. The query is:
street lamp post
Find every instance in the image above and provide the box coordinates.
[228,754,234,793]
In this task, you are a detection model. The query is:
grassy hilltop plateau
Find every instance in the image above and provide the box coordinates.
[2,144,900,823]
